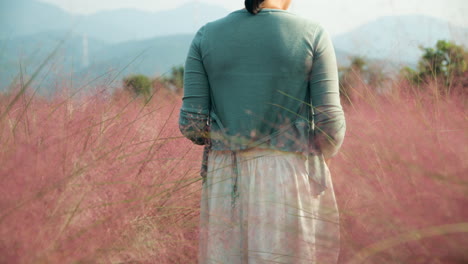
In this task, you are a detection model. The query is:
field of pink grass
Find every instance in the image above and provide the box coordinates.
[0,78,467,263]
[333,80,467,264]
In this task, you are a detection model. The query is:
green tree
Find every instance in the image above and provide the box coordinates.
[123,74,152,101]
[404,40,468,90]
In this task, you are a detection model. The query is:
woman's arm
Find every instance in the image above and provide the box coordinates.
[178,25,211,145]
[309,24,346,159]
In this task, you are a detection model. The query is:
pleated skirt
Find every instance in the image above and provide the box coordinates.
[198,147,340,264]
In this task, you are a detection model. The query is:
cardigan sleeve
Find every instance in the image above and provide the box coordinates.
[309,24,346,158]
[178,25,211,145]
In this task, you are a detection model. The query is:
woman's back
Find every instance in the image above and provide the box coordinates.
[181,8,344,155]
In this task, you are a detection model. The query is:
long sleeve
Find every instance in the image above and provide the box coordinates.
[309,25,346,158]
[178,25,211,145]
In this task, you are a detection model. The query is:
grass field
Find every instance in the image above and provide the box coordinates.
[0,76,467,263]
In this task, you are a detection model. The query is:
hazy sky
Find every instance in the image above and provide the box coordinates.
[38,0,468,35]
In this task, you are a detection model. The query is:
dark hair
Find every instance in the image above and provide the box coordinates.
[244,0,265,15]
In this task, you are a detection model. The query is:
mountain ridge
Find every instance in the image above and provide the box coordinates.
[333,14,468,65]
[1,0,230,42]
[2,0,467,95]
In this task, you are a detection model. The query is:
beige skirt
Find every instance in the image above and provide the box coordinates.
[198,147,340,264]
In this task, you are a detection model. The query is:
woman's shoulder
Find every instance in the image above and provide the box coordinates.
[199,10,325,38]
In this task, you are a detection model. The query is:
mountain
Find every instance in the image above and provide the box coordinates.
[332,15,468,67]
[0,31,109,66]
[0,31,111,95]
[75,2,228,43]
[1,0,467,95]
[0,0,74,39]
[0,0,229,43]
[75,34,195,87]
[0,0,229,94]
[0,32,194,95]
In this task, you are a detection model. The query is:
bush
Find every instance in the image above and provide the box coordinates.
[123,74,152,101]
[159,66,184,94]
[339,56,389,104]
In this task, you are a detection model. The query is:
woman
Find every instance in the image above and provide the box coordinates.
[179,0,346,263]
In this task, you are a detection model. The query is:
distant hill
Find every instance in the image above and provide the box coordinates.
[75,2,228,43]
[0,32,194,95]
[333,15,468,67]
[2,0,467,95]
[75,34,195,87]
[0,31,109,67]
[0,31,110,95]
[0,0,229,43]
[0,0,229,94]
[0,0,73,39]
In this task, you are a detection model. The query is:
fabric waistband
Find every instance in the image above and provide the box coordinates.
[209,147,306,159]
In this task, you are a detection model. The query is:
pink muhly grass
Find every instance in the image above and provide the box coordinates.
[0,72,466,263]
[0,84,204,263]
[332,78,468,263]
